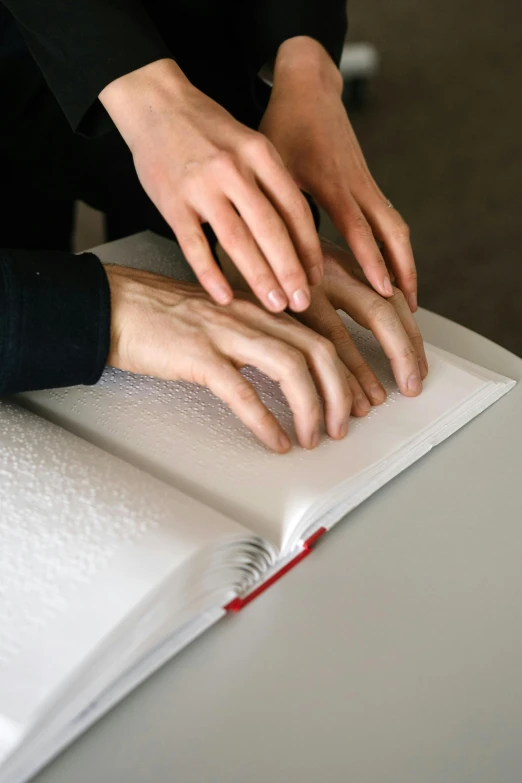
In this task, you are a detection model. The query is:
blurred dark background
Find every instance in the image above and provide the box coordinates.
[76,0,522,355]
[343,0,522,355]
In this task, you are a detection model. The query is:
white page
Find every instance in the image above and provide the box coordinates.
[0,402,253,763]
[17,232,515,553]
[18,336,511,555]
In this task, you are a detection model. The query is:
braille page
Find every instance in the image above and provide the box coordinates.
[17,329,514,555]
[18,232,514,553]
[0,402,253,761]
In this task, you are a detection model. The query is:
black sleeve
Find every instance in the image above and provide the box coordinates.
[238,0,348,73]
[1,0,172,135]
[0,250,111,395]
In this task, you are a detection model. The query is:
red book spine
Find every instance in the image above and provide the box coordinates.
[224,527,326,613]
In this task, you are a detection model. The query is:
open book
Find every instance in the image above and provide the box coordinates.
[0,233,515,783]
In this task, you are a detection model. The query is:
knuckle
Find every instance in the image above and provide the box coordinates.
[349,213,373,240]
[288,193,312,223]
[325,322,350,345]
[278,345,308,375]
[180,164,208,195]
[193,354,225,386]
[234,380,258,405]
[313,334,338,362]
[350,358,371,377]
[390,286,406,305]
[368,297,396,326]
[391,216,411,242]
[243,132,271,159]
[211,151,237,174]
[399,344,418,361]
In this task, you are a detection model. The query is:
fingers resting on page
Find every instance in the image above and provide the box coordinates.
[218,235,428,415]
[294,237,428,411]
[105,265,351,454]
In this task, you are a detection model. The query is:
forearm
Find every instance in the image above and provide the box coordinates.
[0,250,110,395]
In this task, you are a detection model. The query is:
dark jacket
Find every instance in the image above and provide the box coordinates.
[0,0,347,395]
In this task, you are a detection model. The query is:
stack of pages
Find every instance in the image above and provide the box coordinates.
[0,233,515,783]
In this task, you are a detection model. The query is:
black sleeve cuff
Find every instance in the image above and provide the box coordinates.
[237,0,348,73]
[0,250,110,395]
[2,0,172,136]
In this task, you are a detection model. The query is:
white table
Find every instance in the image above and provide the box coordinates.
[35,246,522,783]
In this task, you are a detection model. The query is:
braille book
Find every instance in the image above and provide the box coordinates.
[0,233,515,783]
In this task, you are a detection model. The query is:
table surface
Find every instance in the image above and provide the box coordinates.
[35,260,522,783]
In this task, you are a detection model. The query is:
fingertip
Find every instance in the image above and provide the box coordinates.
[408,292,418,312]
[419,357,429,380]
[267,289,288,312]
[356,393,371,414]
[211,282,233,305]
[369,383,387,405]
[289,287,311,312]
[403,372,422,396]
[278,431,292,453]
[383,276,394,297]
[338,418,350,438]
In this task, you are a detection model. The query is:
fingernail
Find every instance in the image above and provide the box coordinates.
[214,285,232,305]
[356,394,371,414]
[309,265,323,287]
[338,418,349,438]
[292,288,310,311]
[408,292,418,312]
[268,289,287,310]
[310,428,320,449]
[407,373,422,393]
[279,432,291,452]
[383,276,394,296]
[370,383,386,403]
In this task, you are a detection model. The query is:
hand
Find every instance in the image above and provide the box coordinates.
[218,236,428,414]
[99,59,323,314]
[105,265,353,453]
[259,37,418,312]
[295,237,428,409]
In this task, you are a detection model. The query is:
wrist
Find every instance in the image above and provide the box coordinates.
[99,58,193,150]
[273,36,343,96]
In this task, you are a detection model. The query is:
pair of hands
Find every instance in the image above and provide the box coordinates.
[99,38,418,317]
[106,236,427,453]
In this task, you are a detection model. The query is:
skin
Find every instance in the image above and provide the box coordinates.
[98,35,424,452]
[99,58,323,315]
[260,36,419,313]
[99,38,419,316]
[105,265,353,453]
[218,236,428,415]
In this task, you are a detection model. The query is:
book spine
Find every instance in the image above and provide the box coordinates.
[224,527,326,612]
